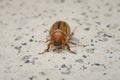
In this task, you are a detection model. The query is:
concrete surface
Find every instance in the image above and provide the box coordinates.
[0,0,120,80]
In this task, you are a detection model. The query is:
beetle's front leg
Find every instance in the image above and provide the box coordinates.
[68,41,77,45]
[45,39,51,43]
[42,42,52,54]
[65,44,76,54]
[39,39,50,43]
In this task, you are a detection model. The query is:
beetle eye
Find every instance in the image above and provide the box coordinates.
[54,41,62,46]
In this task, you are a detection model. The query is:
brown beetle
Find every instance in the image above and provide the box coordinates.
[42,21,79,54]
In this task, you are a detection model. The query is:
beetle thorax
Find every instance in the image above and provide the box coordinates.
[51,31,65,41]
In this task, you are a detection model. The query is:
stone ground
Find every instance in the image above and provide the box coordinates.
[0,0,120,80]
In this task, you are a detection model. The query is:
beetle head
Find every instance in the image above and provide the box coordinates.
[54,41,62,46]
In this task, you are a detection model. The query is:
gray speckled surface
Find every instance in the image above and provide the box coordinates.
[0,0,120,80]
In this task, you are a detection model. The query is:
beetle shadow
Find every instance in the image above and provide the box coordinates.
[52,48,64,54]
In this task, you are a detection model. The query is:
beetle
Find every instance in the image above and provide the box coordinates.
[42,21,79,54]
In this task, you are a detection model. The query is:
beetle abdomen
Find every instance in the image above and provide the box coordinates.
[50,21,71,36]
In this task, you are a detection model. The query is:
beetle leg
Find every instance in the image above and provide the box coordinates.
[69,27,77,39]
[45,39,50,43]
[68,41,77,45]
[69,32,74,39]
[66,44,76,54]
[68,41,87,47]
[39,39,50,43]
[42,42,52,54]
